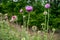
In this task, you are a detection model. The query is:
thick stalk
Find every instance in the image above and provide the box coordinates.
[22,13,26,31]
[27,13,30,30]
[23,15,26,29]
[22,13,25,28]
[45,15,47,30]
[47,9,49,32]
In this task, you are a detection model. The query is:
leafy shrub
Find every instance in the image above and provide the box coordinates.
[0,0,60,29]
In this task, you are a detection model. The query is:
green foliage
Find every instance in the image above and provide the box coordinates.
[0,0,60,29]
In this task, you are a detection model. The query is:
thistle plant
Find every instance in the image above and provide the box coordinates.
[32,26,37,32]
[42,3,55,40]
[20,9,28,40]
[20,9,26,29]
[20,5,33,40]
[38,3,51,40]
[41,23,44,30]
[43,11,47,31]
[50,28,56,40]
[45,3,50,32]
[25,6,33,30]
[10,15,18,27]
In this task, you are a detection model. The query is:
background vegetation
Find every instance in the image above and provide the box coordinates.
[0,0,60,29]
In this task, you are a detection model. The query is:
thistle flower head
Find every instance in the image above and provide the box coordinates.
[45,3,50,8]
[23,15,26,18]
[43,11,47,15]
[25,6,33,12]
[12,16,17,19]
[52,28,56,32]
[10,15,17,22]
[20,9,23,13]
[32,26,37,31]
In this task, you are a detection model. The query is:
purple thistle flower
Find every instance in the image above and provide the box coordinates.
[45,3,50,8]
[25,6,33,12]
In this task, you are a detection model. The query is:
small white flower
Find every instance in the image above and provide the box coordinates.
[23,15,26,18]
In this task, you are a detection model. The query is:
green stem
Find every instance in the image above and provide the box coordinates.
[23,16,26,28]
[27,13,30,30]
[46,9,50,40]
[47,9,49,32]
[22,13,26,31]
[22,13,25,28]
[22,13,23,27]
[45,15,47,30]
